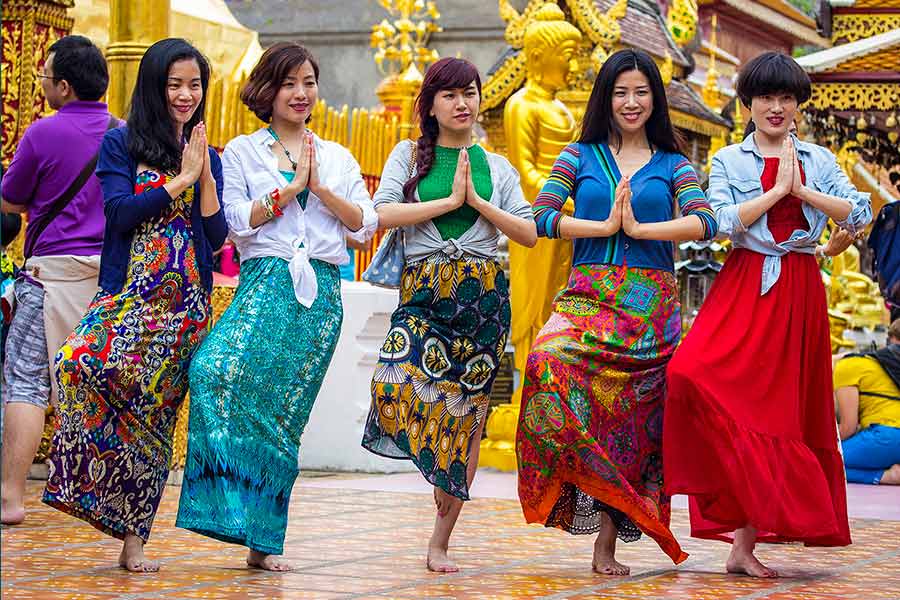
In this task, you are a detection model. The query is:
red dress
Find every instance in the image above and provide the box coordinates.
[663,158,851,546]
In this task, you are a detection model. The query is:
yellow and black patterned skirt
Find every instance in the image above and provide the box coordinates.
[362,255,509,500]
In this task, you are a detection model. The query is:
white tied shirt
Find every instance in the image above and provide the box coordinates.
[221,128,378,307]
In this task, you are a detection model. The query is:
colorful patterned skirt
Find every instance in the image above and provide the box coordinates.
[176,257,342,555]
[362,255,510,500]
[516,263,688,564]
[43,172,208,542]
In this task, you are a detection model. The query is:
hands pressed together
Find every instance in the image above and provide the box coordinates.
[448,148,487,210]
[772,136,806,199]
[179,122,212,187]
[596,176,643,239]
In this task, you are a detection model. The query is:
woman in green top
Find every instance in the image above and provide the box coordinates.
[362,57,537,572]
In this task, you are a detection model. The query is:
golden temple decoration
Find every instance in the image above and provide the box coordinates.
[565,0,627,71]
[730,103,744,144]
[371,0,442,76]
[807,82,899,111]
[499,0,546,48]
[667,0,698,47]
[481,52,527,112]
[660,51,673,86]
[832,13,900,44]
[831,47,900,73]
[701,14,721,110]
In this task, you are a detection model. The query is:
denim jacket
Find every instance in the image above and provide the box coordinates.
[709,133,872,294]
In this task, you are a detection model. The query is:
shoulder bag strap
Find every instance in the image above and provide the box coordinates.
[24,115,118,260]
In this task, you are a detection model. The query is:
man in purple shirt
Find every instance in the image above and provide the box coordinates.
[1,35,113,525]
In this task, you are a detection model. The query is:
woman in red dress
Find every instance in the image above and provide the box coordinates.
[664,52,870,577]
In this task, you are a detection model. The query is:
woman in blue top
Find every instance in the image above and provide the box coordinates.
[43,39,226,572]
[664,52,867,578]
[516,49,717,574]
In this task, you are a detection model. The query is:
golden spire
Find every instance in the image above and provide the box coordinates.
[701,14,722,110]
[667,0,698,47]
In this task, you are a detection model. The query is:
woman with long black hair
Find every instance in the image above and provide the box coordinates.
[43,38,226,572]
[362,57,537,572]
[515,48,717,574]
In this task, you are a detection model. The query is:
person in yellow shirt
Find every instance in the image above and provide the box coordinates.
[834,319,900,485]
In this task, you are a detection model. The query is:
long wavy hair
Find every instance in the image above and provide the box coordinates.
[402,57,482,202]
[579,48,683,154]
[126,38,210,173]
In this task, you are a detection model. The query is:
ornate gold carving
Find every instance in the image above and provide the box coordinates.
[808,82,900,111]
[831,46,900,73]
[481,51,527,112]
[566,0,626,49]
[832,13,900,44]
[499,0,546,48]
[660,51,673,86]
[667,0,698,47]
[371,0,442,76]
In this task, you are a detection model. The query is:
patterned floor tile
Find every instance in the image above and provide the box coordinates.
[3,480,900,599]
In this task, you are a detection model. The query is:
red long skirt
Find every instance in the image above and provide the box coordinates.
[662,158,851,546]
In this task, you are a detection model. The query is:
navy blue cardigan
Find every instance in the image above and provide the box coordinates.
[95,126,227,295]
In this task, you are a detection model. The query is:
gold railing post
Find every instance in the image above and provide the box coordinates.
[106,0,169,119]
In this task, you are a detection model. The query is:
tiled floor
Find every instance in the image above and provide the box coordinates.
[3,477,900,599]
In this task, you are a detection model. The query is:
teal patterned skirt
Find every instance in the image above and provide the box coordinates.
[176,257,342,555]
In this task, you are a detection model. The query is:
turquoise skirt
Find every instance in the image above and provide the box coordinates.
[176,257,342,554]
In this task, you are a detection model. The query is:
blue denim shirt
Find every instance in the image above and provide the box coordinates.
[709,133,871,294]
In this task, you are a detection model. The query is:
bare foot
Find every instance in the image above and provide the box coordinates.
[118,535,160,573]
[592,514,630,576]
[0,499,25,526]
[426,545,459,573]
[247,550,294,572]
[880,464,900,485]
[726,549,778,578]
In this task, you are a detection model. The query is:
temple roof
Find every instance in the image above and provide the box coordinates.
[599,0,689,65]
[699,0,829,47]
[795,29,900,73]
[666,80,731,135]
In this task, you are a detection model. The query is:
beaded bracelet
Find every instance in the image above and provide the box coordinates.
[270,190,284,217]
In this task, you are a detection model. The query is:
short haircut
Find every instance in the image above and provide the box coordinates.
[241,42,320,123]
[47,35,109,101]
[735,51,811,108]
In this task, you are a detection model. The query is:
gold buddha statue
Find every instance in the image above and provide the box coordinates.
[505,3,582,383]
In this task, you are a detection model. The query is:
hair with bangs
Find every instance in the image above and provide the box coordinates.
[736,51,811,108]
[402,57,482,202]
[241,42,320,123]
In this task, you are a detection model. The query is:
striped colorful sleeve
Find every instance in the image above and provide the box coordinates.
[672,158,718,240]
[533,144,579,239]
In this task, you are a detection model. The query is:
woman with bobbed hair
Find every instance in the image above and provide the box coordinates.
[664,51,869,577]
[176,42,377,571]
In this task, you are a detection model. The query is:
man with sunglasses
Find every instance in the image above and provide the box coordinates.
[1,35,116,525]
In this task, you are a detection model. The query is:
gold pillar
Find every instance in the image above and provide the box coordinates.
[106,0,169,118]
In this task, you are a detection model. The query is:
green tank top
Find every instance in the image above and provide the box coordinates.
[417,144,493,241]
[279,170,309,209]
